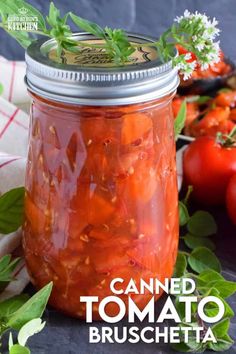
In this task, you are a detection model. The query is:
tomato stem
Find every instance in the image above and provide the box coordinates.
[216,126,236,148]
[183,185,193,205]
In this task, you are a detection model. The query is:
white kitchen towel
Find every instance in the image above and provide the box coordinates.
[0,56,30,299]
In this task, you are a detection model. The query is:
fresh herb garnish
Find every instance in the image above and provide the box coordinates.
[0,1,220,76]
[0,278,52,353]
[0,255,21,290]
[173,191,236,352]
[0,187,25,234]
[0,203,52,353]
[174,100,187,138]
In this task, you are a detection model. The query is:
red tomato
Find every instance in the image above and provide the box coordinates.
[183,136,236,205]
[226,174,236,224]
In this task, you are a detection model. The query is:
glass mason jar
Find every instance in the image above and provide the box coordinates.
[23,33,180,319]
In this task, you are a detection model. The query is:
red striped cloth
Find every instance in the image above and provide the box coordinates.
[0,57,29,299]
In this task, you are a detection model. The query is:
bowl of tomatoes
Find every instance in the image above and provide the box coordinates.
[173,88,236,142]
[176,45,236,96]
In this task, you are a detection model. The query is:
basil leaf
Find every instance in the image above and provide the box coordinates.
[0,255,11,272]
[174,100,186,139]
[212,318,230,338]
[70,13,105,38]
[0,256,21,283]
[179,201,189,226]
[171,342,193,352]
[187,211,217,237]
[18,318,46,347]
[198,286,220,297]
[7,31,33,49]
[197,269,224,284]
[171,328,204,352]
[9,344,30,354]
[0,294,29,319]
[184,234,215,251]
[204,295,234,319]
[7,282,53,330]
[47,2,60,27]
[207,280,236,299]
[208,336,234,352]
[175,296,197,321]
[0,187,25,234]
[188,247,221,273]
[174,252,187,277]
[175,297,186,320]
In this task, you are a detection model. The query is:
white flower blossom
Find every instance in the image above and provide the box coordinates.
[196,43,205,52]
[184,53,192,61]
[175,9,191,23]
[175,59,197,80]
[173,9,221,78]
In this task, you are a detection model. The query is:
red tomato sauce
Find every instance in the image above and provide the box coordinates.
[23,93,179,319]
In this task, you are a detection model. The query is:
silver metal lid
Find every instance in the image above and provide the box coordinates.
[25,33,179,105]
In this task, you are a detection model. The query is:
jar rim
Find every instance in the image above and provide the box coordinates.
[25,32,179,105]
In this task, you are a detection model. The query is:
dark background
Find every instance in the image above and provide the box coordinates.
[0,0,236,61]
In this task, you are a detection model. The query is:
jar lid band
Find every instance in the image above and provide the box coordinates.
[25,33,179,105]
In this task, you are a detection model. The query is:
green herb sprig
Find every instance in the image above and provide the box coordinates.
[174,100,187,138]
[0,251,52,353]
[0,1,221,75]
[0,278,52,354]
[0,187,25,234]
[0,185,52,354]
[0,255,21,293]
[173,191,236,352]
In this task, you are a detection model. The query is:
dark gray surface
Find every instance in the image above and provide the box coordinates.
[0,0,236,61]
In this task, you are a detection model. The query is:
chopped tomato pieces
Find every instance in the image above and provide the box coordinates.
[172,96,199,126]
[88,192,115,225]
[214,90,236,108]
[127,245,160,274]
[121,113,153,145]
[187,106,230,137]
[23,93,179,318]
